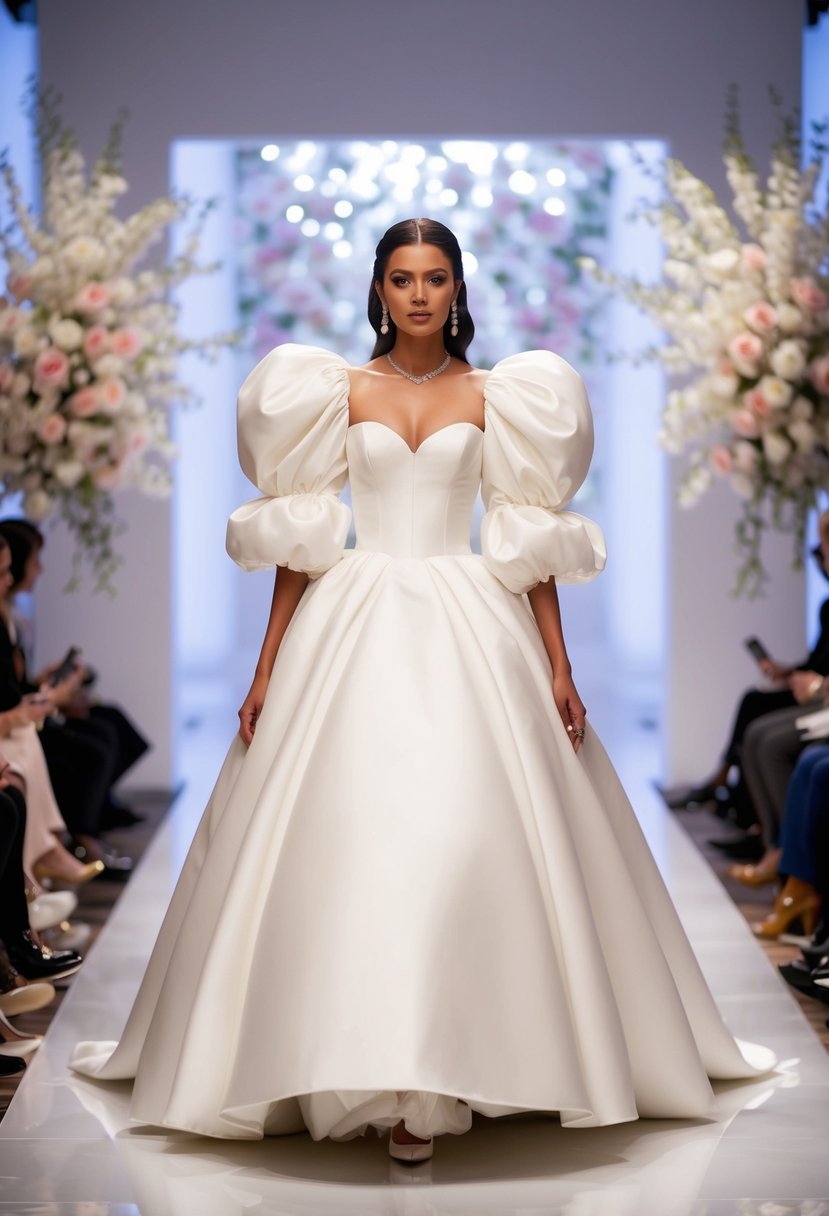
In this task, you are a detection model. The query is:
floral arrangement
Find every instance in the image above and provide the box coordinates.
[584,91,829,594]
[0,91,236,590]
[235,138,613,372]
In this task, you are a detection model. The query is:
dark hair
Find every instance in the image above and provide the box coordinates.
[0,519,44,591]
[367,218,475,361]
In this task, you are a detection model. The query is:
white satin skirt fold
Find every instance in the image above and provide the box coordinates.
[70,551,775,1140]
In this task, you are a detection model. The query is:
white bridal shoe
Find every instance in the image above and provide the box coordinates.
[388,1124,434,1162]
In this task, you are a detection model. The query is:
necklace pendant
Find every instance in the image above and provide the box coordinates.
[387,352,451,384]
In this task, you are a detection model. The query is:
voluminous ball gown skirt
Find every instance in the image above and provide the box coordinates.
[70,345,775,1140]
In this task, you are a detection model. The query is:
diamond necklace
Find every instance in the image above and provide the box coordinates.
[387,351,451,385]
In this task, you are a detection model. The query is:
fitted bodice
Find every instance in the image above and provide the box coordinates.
[346,420,484,558]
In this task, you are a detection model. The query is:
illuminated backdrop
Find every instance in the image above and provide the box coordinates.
[234,138,614,372]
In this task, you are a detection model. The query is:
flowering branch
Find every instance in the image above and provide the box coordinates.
[583,87,829,595]
[0,87,240,592]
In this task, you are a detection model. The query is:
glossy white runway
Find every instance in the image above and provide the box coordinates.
[2,674,829,1214]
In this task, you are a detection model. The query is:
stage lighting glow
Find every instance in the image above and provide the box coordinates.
[328,167,347,182]
[471,184,493,208]
[320,181,337,197]
[285,205,304,223]
[426,155,447,173]
[543,196,566,216]
[301,218,321,236]
[334,200,354,218]
[260,144,279,162]
[401,144,426,164]
[440,189,459,207]
[508,170,536,195]
[546,167,567,187]
[294,174,314,192]
[333,240,352,258]
[324,222,344,240]
[462,251,479,275]
[425,178,442,195]
[504,142,530,164]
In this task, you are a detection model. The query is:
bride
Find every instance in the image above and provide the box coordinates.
[71,217,775,1163]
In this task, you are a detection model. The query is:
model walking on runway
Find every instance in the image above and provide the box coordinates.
[72,218,774,1162]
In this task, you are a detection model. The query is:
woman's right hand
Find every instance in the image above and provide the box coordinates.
[759,658,790,682]
[238,672,270,747]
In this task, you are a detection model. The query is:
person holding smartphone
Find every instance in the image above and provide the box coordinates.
[670,511,829,859]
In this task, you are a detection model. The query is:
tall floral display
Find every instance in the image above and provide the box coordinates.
[0,94,235,590]
[585,93,829,594]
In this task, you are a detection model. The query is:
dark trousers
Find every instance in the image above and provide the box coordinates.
[0,785,30,939]
[40,703,149,836]
[724,687,797,766]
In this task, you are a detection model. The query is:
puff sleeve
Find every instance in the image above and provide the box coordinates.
[481,350,607,595]
[225,344,351,578]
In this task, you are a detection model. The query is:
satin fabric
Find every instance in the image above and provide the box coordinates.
[71,345,774,1141]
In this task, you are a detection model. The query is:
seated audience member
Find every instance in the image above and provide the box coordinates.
[728,682,827,893]
[673,511,829,854]
[0,749,82,1006]
[0,519,151,873]
[752,744,829,952]
[0,537,103,885]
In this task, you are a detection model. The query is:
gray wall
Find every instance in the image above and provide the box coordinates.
[38,0,804,785]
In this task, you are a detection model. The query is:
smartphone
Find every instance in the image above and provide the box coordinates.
[48,646,81,687]
[744,636,771,665]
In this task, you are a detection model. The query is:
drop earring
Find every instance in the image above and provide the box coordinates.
[380,305,389,336]
[450,301,459,338]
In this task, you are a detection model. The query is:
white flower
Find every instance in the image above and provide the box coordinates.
[790,395,813,421]
[53,459,86,488]
[730,472,756,499]
[756,375,793,409]
[23,489,54,520]
[776,302,805,333]
[788,417,816,454]
[49,317,85,352]
[762,430,792,465]
[63,235,106,269]
[700,248,740,281]
[769,339,807,381]
[733,440,759,473]
[13,326,40,358]
[92,354,125,378]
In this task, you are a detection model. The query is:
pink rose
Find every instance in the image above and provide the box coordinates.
[727,331,764,373]
[731,409,760,439]
[710,445,733,475]
[743,301,777,334]
[69,385,101,418]
[110,326,143,360]
[93,462,124,491]
[791,277,827,313]
[83,325,110,360]
[744,387,771,419]
[98,376,127,414]
[810,355,829,396]
[33,347,70,391]
[74,282,111,314]
[741,244,767,272]
[37,413,68,445]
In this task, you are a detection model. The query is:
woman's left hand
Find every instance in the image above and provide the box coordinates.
[553,671,587,753]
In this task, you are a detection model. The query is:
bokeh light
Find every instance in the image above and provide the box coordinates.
[236,137,614,372]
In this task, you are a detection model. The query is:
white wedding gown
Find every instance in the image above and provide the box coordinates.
[70,344,775,1141]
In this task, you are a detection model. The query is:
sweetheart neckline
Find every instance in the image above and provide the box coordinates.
[346,419,484,456]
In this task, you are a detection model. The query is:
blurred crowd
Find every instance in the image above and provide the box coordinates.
[672,509,829,1013]
[0,518,148,1077]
